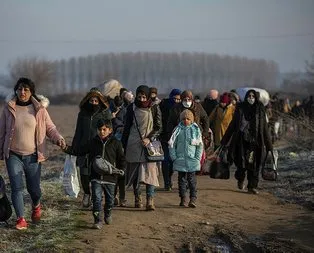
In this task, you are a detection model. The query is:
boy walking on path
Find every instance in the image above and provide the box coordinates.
[64,119,126,228]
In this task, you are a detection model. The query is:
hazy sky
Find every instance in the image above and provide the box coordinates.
[0,0,313,75]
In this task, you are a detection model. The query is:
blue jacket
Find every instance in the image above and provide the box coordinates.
[168,122,203,172]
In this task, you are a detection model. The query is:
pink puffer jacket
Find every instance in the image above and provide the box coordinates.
[0,95,64,162]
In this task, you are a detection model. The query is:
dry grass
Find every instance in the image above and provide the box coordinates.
[0,163,84,253]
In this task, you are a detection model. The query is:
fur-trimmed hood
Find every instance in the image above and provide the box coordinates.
[79,90,108,109]
[6,93,50,109]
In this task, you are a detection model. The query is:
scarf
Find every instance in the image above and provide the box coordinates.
[168,122,202,148]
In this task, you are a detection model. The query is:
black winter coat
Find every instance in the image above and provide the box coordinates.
[221,102,273,170]
[66,135,126,183]
[71,107,112,174]
[167,102,209,140]
[159,98,175,142]
[202,98,219,117]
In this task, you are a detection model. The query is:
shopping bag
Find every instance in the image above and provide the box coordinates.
[62,155,80,198]
[209,147,230,179]
[262,150,278,181]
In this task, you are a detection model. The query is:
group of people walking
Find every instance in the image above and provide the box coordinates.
[1,77,310,230]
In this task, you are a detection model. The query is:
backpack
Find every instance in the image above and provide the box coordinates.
[0,175,12,224]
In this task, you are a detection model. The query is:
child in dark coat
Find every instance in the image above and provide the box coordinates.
[64,119,126,228]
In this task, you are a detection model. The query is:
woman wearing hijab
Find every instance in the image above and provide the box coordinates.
[221,89,273,194]
[0,77,65,230]
[71,88,112,207]
[121,85,162,211]
[209,92,235,149]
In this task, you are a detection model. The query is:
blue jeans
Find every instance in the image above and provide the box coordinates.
[133,181,155,198]
[91,181,115,222]
[5,151,41,218]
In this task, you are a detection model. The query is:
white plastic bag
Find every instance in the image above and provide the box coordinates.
[62,155,80,198]
[235,87,270,106]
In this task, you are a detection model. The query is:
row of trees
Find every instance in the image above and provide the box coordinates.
[2,52,279,96]
[281,51,314,94]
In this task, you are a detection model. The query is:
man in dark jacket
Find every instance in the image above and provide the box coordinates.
[202,89,219,117]
[159,88,182,190]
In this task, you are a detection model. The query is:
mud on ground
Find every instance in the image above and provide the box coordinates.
[1,105,313,253]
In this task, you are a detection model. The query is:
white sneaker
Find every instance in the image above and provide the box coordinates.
[82,194,91,207]
[93,222,102,229]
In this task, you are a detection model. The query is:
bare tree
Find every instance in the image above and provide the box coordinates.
[8,56,56,93]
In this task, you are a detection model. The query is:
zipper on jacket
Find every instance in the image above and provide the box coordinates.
[88,115,94,141]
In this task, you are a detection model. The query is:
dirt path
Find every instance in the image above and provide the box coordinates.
[45,105,313,252]
[68,173,314,253]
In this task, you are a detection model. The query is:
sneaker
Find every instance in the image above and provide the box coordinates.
[119,199,127,207]
[164,183,173,191]
[93,222,102,229]
[188,199,197,208]
[237,181,245,190]
[104,216,112,225]
[114,196,119,206]
[165,186,172,191]
[31,204,41,223]
[248,188,259,195]
[82,194,91,208]
[16,217,28,230]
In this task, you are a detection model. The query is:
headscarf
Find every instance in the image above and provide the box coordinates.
[220,93,230,104]
[169,88,182,105]
[79,88,108,112]
[243,89,258,121]
[181,90,193,101]
[134,85,151,108]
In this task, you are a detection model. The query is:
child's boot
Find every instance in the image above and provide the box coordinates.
[188,197,197,208]
[179,197,187,207]
[104,210,112,225]
[134,195,143,208]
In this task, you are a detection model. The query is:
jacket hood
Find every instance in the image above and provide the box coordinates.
[79,90,108,109]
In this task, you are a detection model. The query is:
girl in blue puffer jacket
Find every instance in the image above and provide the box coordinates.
[168,109,203,208]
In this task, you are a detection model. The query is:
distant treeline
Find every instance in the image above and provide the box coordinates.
[51,52,279,95]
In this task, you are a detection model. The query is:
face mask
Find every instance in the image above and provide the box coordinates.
[247,98,255,105]
[182,101,192,108]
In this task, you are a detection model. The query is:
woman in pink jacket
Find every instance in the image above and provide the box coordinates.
[0,77,66,230]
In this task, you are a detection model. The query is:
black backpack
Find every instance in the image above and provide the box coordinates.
[0,175,12,224]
